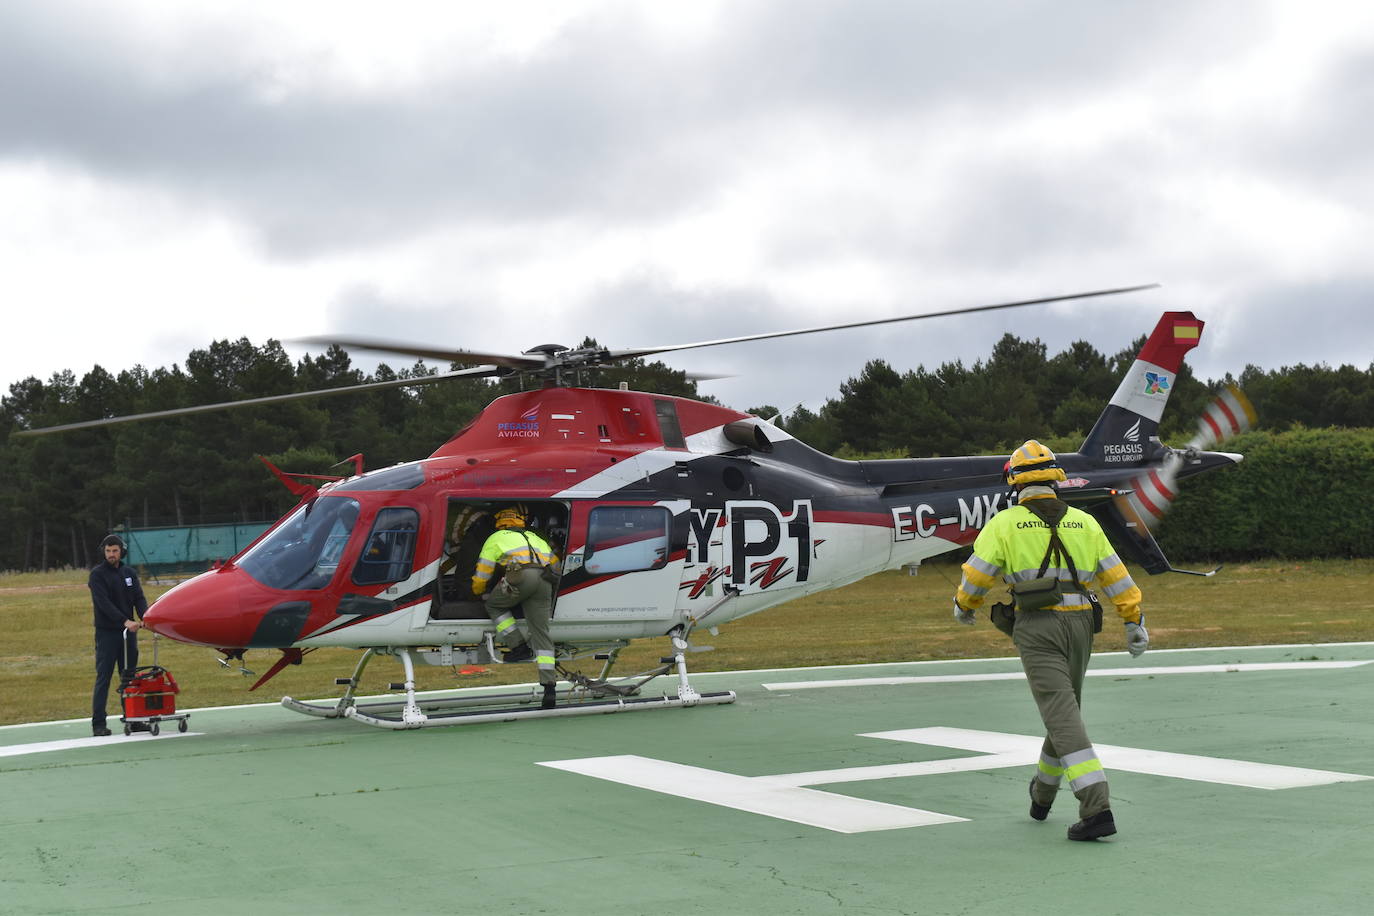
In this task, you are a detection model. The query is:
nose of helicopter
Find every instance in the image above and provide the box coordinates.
[144,566,256,648]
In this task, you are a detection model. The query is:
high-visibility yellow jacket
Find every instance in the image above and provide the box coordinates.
[956,494,1142,624]
[472,528,558,596]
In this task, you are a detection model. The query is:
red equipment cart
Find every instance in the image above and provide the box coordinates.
[118,664,189,736]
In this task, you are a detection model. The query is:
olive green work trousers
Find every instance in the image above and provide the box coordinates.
[485,566,557,686]
[1012,607,1111,819]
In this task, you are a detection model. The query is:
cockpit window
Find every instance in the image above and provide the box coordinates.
[239,497,362,590]
[353,507,420,586]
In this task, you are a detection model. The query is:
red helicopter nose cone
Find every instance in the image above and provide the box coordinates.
[145,567,254,648]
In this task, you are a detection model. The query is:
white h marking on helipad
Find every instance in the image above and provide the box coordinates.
[540,727,1371,833]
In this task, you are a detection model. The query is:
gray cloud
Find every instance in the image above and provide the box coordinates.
[3,0,1371,418]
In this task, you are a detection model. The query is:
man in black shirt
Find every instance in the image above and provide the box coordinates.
[89,534,147,736]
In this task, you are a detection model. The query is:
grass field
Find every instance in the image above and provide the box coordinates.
[3,559,1373,727]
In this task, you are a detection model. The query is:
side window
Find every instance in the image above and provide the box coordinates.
[353,507,420,586]
[584,506,671,575]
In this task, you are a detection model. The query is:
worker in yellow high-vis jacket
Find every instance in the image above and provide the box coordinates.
[952,440,1149,841]
[473,506,560,708]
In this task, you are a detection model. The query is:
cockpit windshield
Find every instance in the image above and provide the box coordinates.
[238,496,362,590]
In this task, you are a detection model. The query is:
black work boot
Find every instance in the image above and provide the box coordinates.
[92,725,112,737]
[541,683,556,710]
[503,645,533,664]
[1067,809,1116,841]
[1029,778,1051,821]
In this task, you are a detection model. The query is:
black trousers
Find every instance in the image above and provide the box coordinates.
[92,627,138,728]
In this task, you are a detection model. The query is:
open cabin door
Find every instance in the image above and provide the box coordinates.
[432,498,569,620]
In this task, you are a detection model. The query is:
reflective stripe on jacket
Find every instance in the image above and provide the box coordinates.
[955,495,1142,624]
[472,529,558,595]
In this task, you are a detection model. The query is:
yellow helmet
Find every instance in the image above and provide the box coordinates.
[494,507,526,530]
[1005,439,1067,487]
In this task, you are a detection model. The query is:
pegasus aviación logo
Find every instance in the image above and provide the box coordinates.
[1144,371,1171,396]
[497,407,541,438]
[1124,419,1141,443]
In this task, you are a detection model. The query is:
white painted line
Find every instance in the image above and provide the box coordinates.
[538,754,968,833]
[863,727,1374,790]
[754,752,1030,787]
[1093,744,1373,790]
[763,660,1373,691]
[0,731,203,759]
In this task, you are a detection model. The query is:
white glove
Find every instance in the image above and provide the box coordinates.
[1124,617,1149,657]
[953,599,976,626]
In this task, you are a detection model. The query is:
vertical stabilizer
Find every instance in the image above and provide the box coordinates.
[1079,311,1203,462]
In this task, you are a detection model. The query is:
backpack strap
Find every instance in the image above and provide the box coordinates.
[1024,500,1086,592]
[518,531,550,569]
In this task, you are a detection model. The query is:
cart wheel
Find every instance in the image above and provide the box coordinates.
[178,719,188,733]
[123,723,131,736]
[151,722,160,736]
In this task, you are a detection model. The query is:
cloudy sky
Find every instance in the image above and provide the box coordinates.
[3,0,1371,421]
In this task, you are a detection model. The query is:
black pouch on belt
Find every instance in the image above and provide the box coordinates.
[1010,575,1064,612]
[1010,514,1070,612]
[1087,590,1104,633]
[989,601,1017,637]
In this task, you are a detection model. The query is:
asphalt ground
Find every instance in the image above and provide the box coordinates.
[3,641,1372,915]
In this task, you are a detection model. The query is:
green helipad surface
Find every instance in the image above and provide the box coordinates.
[4,642,1373,915]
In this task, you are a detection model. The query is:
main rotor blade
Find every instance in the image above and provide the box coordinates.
[604,284,1158,362]
[292,335,542,371]
[14,366,502,436]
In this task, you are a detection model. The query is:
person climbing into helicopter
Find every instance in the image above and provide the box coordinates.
[471,506,561,708]
[950,439,1149,841]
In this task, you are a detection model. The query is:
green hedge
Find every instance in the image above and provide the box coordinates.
[1158,428,1374,560]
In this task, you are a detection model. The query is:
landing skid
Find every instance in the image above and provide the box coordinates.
[280,628,735,729]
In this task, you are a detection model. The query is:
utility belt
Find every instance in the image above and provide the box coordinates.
[990,597,1103,638]
[508,557,561,585]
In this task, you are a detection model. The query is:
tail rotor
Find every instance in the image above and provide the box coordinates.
[1116,384,1255,531]
[1189,384,1257,450]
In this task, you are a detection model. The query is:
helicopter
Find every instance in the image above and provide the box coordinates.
[23,287,1250,728]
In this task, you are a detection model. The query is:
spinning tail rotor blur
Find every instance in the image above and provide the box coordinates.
[1116,384,1256,532]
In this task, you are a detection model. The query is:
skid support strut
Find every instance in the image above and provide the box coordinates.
[282,648,378,719]
[669,626,700,705]
[394,648,426,725]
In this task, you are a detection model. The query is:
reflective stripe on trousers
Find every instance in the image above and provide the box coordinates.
[1036,751,1065,787]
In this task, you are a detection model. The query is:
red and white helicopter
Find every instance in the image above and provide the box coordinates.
[28,288,1252,728]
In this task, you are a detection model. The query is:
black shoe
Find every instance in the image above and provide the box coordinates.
[503,645,533,664]
[92,726,112,737]
[1029,778,1051,822]
[1067,809,1116,841]
[541,684,556,710]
